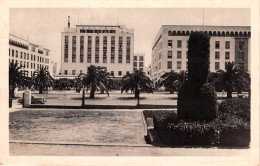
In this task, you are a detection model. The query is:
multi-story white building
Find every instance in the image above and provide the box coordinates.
[151,25,251,82]
[49,61,58,77]
[9,34,51,77]
[60,18,134,78]
[144,64,152,79]
[133,53,145,72]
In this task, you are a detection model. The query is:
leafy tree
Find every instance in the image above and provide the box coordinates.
[78,65,111,98]
[121,70,153,99]
[31,67,54,94]
[9,62,30,98]
[159,70,187,94]
[211,62,250,98]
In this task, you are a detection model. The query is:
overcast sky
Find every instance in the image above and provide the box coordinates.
[10,8,250,69]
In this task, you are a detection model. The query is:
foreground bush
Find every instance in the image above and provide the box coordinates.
[153,112,250,147]
[218,98,250,122]
[178,83,217,122]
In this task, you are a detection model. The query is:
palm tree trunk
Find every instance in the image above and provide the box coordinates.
[90,87,95,98]
[39,85,43,94]
[135,88,139,99]
[227,89,232,98]
[10,85,15,98]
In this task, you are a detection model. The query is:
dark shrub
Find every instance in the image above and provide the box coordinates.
[153,111,178,132]
[216,115,250,146]
[153,111,249,147]
[188,32,210,86]
[178,83,217,122]
[164,121,217,145]
[218,98,250,122]
[177,32,217,122]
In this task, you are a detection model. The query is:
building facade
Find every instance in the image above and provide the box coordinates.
[151,25,251,82]
[133,53,145,72]
[60,23,134,78]
[9,34,50,77]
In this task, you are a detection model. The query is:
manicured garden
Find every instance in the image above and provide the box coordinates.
[143,32,250,148]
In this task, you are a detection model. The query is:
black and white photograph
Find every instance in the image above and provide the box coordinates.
[0,0,259,166]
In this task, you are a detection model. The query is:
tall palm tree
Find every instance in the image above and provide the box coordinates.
[9,62,29,98]
[159,70,178,93]
[211,62,250,98]
[78,65,111,98]
[159,70,187,93]
[31,67,54,94]
[121,70,153,98]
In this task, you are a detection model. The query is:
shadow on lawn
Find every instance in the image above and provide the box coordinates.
[71,97,107,100]
[117,97,147,100]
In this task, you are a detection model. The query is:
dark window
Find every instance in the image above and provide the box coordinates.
[64,70,68,75]
[225,52,230,60]
[177,40,182,48]
[111,71,114,76]
[225,41,230,49]
[72,70,76,75]
[87,36,92,63]
[64,36,68,62]
[111,36,115,63]
[239,52,244,60]
[103,36,107,63]
[215,52,220,60]
[80,36,84,62]
[168,40,172,48]
[12,50,14,57]
[118,71,122,76]
[133,56,137,61]
[167,61,172,69]
[215,62,219,70]
[168,51,172,59]
[95,36,99,63]
[72,36,76,62]
[177,51,182,59]
[139,62,143,67]
[118,37,123,63]
[215,41,220,49]
[133,62,137,67]
[126,37,131,63]
[177,61,181,69]
[239,41,244,50]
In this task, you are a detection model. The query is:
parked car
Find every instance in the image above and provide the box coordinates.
[18,96,46,104]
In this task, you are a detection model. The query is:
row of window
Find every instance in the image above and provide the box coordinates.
[133,56,144,61]
[64,70,129,76]
[166,61,237,71]
[9,59,49,70]
[167,40,231,49]
[64,36,131,64]
[9,49,49,63]
[167,61,182,70]
[133,62,143,67]
[167,50,231,60]
[80,29,116,34]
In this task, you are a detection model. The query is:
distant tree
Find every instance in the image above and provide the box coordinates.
[211,62,250,98]
[31,67,54,94]
[78,65,111,98]
[9,62,30,98]
[159,70,178,94]
[121,70,153,99]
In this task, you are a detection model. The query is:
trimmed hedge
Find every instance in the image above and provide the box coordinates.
[178,83,217,122]
[218,98,250,122]
[153,112,250,147]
